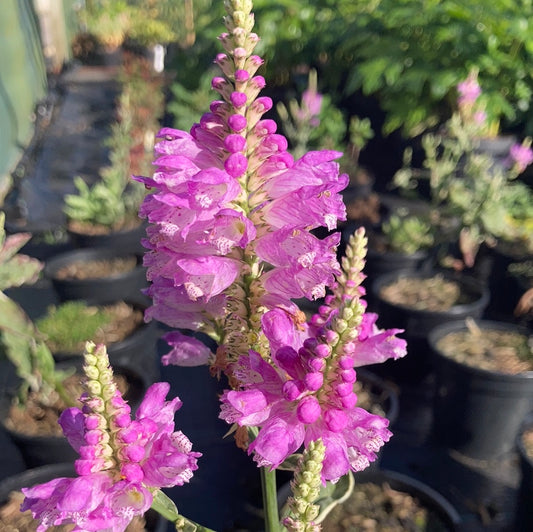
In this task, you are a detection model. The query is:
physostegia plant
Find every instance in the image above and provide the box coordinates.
[20,1,407,531]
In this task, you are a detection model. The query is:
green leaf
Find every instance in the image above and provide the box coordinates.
[151,489,180,524]
[314,471,355,524]
[278,453,303,471]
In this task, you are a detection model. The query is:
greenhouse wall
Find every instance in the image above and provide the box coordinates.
[0,0,48,201]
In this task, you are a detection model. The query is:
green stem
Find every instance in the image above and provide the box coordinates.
[261,467,282,532]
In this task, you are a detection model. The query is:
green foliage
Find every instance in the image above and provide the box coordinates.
[382,213,435,255]
[64,176,127,228]
[164,1,533,137]
[0,213,65,403]
[126,15,176,47]
[79,0,132,49]
[393,104,532,265]
[80,1,178,48]
[168,69,217,132]
[36,301,114,354]
[498,181,533,253]
[348,116,374,153]
[336,0,533,136]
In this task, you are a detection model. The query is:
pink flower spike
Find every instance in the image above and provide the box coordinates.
[161,331,212,367]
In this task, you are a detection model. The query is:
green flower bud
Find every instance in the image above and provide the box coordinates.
[335,318,348,333]
[232,11,247,29]
[87,380,102,396]
[84,365,99,381]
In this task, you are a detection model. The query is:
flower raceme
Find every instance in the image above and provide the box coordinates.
[134,0,347,368]
[219,230,407,482]
[20,343,200,532]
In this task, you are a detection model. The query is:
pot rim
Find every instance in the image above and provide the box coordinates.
[356,468,463,528]
[44,247,144,283]
[428,319,533,381]
[371,269,490,317]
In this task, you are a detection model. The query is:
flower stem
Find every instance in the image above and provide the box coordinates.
[261,467,282,532]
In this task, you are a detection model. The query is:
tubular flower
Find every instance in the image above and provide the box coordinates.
[219,229,406,482]
[135,0,347,368]
[21,343,200,532]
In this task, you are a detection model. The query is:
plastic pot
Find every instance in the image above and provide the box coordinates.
[429,320,533,460]
[67,219,147,254]
[516,413,533,530]
[44,247,148,305]
[370,270,489,381]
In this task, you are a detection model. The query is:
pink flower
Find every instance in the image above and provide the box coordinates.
[21,348,201,532]
[509,142,533,173]
[220,348,392,483]
[161,331,213,366]
[457,73,481,105]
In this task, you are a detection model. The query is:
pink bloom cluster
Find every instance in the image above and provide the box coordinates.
[509,142,533,173]
[21,378,200,531]
[134,7,347,363]
[298,87,323,127]
[220,303,406,483]
[457,72,481,106]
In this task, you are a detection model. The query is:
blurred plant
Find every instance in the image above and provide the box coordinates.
[36,301,115,354]
[337,0,533,136]
[394,75,533,267]
[277,69,346,158]
[169,69,217,132]
[79,0,132,50]
[499,181,533,253]
[0,212,69,404]
[381,212,435,255]
[79,0,178,49]
[64,55,164,231]
[340,116,375,186]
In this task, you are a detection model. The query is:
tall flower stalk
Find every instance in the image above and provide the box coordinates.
[133,1,406,530]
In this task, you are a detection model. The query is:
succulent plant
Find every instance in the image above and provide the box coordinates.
[381,213,435,255]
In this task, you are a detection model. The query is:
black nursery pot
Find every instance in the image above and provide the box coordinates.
[317,468,462,531]
[516,414,533,530]
[0,363,149,469]
[429,320,533,461]
[67,219,147,254]
[44,247,148,305]
[369,270,489,383]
